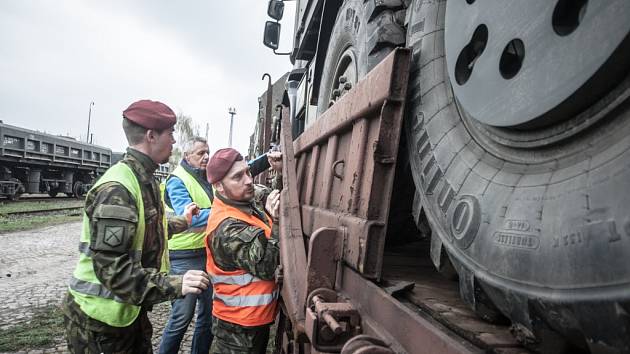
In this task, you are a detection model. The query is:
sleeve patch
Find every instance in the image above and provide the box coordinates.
[103,226,125,248]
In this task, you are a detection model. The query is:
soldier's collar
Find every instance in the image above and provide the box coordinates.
[126,148,158,182]
[216,192,256,215]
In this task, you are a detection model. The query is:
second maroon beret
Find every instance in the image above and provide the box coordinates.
[206,148,244,184]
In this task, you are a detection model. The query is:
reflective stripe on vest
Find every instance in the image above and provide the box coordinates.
[165,165,213,250]
[214,289,279,307]
[68,162,169,328]
[68,276,125,303]
[205,197,278,327]
[211,273,263,286]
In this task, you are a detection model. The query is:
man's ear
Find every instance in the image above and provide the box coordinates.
[145,129,157,143]
[213,182,224,194]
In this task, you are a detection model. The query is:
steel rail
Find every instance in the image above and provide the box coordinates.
[1,206,83,217]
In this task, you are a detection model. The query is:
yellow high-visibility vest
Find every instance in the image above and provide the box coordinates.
[68,162,169,327]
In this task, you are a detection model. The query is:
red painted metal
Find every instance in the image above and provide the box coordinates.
[292,47,411,279]
[306,227,341,295]
[279,104,308,334]
[339,266,481,354]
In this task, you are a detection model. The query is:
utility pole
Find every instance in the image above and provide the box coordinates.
[228,107,236,147]
[86,101,94,143]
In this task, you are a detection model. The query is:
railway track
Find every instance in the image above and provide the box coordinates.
[1,195,81,203]
[0,206,83,217]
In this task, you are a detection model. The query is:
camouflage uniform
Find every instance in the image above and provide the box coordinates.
[63,148,189,354]
[210,187,280,354]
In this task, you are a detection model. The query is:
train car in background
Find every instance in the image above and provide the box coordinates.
[0,121,112,200]
[111,151,170,182]
[154,163,170,182]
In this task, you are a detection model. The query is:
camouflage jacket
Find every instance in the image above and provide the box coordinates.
[64,148,189,331]
[210,186,280,281]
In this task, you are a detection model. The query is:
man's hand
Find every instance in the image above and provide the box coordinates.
[181,270,210,296]
[265,189,281,221]
[183,202,200,226]
[267,151,283,173]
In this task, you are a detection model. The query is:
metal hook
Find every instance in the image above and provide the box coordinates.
[262,73,272,86]
[332,160,345,179]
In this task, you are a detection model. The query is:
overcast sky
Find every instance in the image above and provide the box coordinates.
[0,1,295,155]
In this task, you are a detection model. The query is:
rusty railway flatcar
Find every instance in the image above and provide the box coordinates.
[260,0,630,353]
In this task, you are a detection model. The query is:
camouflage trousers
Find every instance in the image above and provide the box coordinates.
[64,311,153,354]
[211,317,270,354]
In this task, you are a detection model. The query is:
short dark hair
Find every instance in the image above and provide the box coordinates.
[122,118,148,145]
[122,118,167,145]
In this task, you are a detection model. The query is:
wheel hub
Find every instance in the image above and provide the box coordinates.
[328,48,358,107]
[445,0,630,128]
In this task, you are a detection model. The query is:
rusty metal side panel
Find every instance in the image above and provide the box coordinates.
[280,107,309,332]
[292,48,411,279]
[279,48,482,353]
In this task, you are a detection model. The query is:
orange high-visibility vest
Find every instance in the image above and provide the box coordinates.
[205,197,279,327]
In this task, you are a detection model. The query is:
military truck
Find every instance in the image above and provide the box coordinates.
[262,1,630,353]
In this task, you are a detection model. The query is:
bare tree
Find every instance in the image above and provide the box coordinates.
[168,112,200,170]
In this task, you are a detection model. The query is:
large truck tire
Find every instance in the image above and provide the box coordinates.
[316,0,406,117]
[405,0,630,352]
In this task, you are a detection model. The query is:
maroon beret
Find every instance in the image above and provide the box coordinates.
[123,99,176,130]
[207,148,244,184]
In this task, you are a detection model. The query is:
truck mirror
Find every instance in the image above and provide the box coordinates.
[267,0,284,21]
[263,21,281,50]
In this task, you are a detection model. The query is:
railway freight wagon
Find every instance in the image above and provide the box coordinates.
[111,152,170,182]
[0,122,111,200]
[261,0,630,353]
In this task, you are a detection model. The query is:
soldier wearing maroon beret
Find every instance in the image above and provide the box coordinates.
[204,148,282,353]
[63,99,210,354]
[123,99,178,131]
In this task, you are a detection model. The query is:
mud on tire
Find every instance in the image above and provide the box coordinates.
[405,0,630,352]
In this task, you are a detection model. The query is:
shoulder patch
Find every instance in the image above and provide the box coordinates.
[103,226,124,248]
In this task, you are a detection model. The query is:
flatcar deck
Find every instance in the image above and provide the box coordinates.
[381,240,531,354]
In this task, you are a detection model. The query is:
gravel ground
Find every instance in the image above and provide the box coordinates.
[0,221,194,354]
